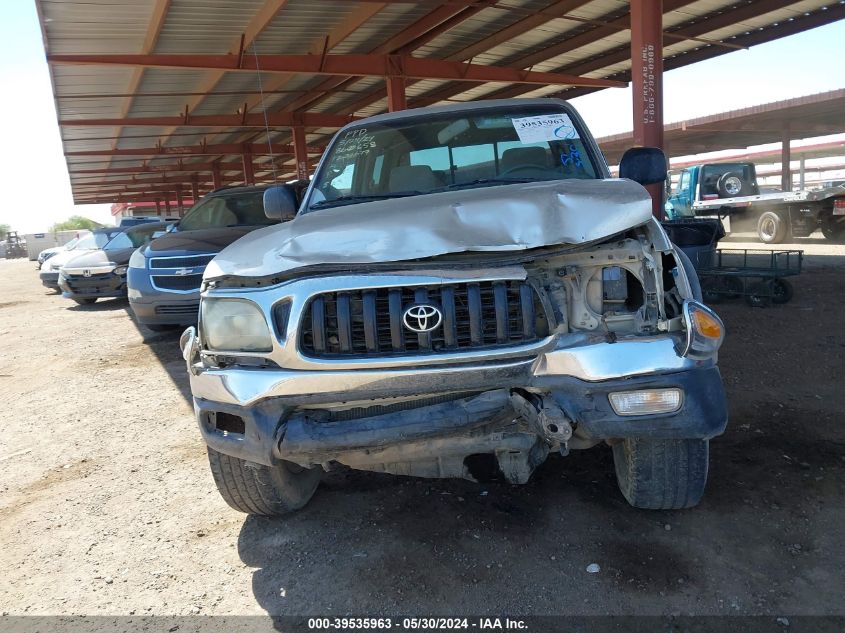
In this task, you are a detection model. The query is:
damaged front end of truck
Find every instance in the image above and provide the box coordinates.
[181,99,728,515]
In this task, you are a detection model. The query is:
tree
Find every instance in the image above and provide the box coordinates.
[0,223,9,237]
[50,216,104,232]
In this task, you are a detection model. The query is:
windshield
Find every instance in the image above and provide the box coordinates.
[75,231,119,250]
[104,224,164,250]
[63,237,80,250]
[178,190,271,231]
[307,105,599,211]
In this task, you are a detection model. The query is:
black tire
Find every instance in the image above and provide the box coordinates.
[206,447,322,516]
[756,211,788,244]
[72,297,97,305]
[771,278,794,304]
[717,171,748,198]
[613,438,709,509]
[673,247,703,301]
[820,215,845,242]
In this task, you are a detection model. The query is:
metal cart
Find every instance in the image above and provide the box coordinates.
[697,249,803,307]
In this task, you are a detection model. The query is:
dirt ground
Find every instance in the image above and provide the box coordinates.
[1,243,843,619]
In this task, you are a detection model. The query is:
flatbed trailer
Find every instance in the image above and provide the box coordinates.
[665,161,845,243]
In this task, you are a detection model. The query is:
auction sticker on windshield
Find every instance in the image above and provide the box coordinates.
[512,114,579,143]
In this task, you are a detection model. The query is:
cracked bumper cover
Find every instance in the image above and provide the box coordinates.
[184,334,728,467]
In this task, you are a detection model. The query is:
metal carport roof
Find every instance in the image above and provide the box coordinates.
[35,0,845,206]
[598,88,845,164]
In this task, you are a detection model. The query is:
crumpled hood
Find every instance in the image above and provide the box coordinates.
[206,178,652,280]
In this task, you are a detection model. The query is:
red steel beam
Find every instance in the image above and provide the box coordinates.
[60,112,355,129]
[69,161,253,175]
[65,141,322,157]
[48,53,626,88]
[242,148,255,185]
[386,76,407,112]
[630,0,664,219]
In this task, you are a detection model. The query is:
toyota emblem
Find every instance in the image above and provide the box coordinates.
[402,304,442,333]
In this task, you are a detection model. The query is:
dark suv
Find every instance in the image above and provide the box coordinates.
[128,185,292,331]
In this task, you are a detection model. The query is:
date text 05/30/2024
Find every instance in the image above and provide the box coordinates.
[307,617,528,630]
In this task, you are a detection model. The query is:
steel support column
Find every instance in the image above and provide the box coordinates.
[211,162,222,189]
[781,125,792,192]
[176,186,184,215]
[799,156,805,190]
[164,198,171,215]
[630,0,665,218]
[190,175,199,202]
[155,199,161,215]
[242,147,255,185]
[292,126,309,181]
[386,76,407,111]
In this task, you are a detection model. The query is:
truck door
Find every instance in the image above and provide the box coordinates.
[667,169,694,218]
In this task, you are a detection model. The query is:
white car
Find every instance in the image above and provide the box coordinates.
[38,229,121,291]
[36,232,90,269]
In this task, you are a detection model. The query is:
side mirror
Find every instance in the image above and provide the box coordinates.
[263,185,298,220]
[619,147,668,186]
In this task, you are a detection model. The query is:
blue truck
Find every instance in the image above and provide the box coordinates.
[665,162,845,243]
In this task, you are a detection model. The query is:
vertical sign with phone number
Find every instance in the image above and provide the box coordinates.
[641,44,656,125]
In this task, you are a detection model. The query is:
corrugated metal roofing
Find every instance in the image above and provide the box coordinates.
[36,0,845,204]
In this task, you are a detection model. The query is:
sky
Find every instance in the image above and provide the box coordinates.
[0,3,843,234]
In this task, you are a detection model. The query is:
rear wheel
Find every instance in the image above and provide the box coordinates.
[613,438,710,509]
[206,448,322,516]
[820,215,845,242]
[771,278,794,304]
[72,297,96,305]
[757,211,788,244]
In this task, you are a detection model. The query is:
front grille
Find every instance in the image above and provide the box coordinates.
[155,303,199,315]
[298,281,549,358]
[151,274,203,291]
[150,254,215,269]
[64,272,112,281]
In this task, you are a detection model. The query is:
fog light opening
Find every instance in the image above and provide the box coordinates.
[609,388,683,416]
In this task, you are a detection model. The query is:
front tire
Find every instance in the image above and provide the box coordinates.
[72,297,97,305]
[612,438,709,509]
[206,448,322,516]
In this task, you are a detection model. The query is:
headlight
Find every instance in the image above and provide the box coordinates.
[129,248,146,269]
[678,300,724,360]
[113,265,128,276]
[201,298,272,352]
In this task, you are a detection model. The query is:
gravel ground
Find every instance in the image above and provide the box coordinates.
[1,247,843,618]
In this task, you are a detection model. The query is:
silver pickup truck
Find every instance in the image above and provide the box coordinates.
[180,99,728,516]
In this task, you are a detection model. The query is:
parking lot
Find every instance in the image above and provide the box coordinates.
[1,241,843,617]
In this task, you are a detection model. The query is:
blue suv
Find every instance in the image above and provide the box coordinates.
[127,185,292,331]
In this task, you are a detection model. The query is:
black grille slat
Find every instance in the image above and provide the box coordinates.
[298,281,547,358]
[388,289,404,352]
[519,283,536,339]
[362,291,378,352]
[493,282,509,344]
[441,285,457,349]
[336,293,352,353]
[311,296,326,353]
[467,284,483,346]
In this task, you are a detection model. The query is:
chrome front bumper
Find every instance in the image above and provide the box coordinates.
[182,329,705,408]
